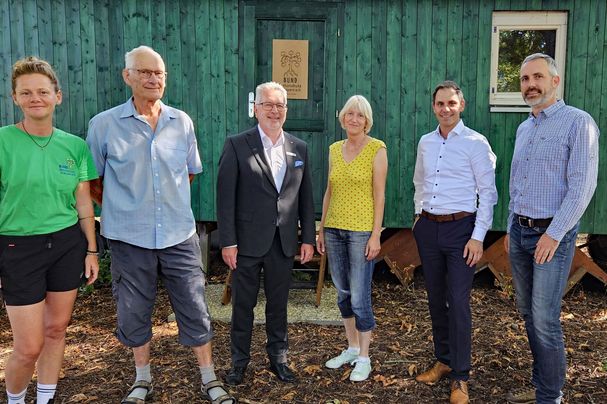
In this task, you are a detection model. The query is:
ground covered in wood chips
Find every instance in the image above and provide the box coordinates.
[1,259,606,403]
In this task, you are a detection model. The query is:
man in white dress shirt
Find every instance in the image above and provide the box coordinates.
[412,81,498,404]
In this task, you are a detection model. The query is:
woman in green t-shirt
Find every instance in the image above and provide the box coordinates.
[0,57,99,404]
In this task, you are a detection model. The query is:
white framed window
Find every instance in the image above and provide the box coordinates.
[490,11,568,112]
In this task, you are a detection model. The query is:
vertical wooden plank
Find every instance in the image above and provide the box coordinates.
[224,0,239,136]
[122,0,139,53]
[0,2,14,124]
[356,0,372,95]
[65,0,84,135]
[401,0,419,228]
[446,0,463,81]
[474,0,492,141]
[22,0,39,56]
[151,0,167,58]
[196,1,215,221]
[9,0,25,66]
[342,0,356,99]
[37,0,53,61]
[137,0,152,46]
[414,0,433,140]
[461,0,479,126]
[594,0,607,233]
[93,0,112,113]
[430,0,447,87]
[164,0,182,108]
[108,0,126,105]
[80,0,97,132]
[51,0,69,130]
[385,0,403,227]
[584,0,606,232]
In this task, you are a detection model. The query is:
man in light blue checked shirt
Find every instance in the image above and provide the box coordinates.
[505,53,599,404]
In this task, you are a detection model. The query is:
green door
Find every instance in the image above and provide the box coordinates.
[238,0,343,214]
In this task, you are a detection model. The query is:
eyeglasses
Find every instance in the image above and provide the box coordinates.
[129,69,167,80]
[257,102,288,112]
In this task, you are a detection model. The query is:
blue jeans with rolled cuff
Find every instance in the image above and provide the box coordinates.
[509,219,579,404]
[324,228,376,332]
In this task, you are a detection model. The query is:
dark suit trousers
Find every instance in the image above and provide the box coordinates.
[413,215,476,381]
[230,230,294,367]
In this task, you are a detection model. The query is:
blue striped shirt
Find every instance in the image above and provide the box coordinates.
[86,99,202,249]
[508,100,599,241]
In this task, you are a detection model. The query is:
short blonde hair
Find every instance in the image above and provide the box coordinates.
[338,95,373,134]
[12,56,60,93]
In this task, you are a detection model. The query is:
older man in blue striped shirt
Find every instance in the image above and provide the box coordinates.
[505,53,599,404]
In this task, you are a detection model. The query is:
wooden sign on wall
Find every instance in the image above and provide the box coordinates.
[272,39,309,100]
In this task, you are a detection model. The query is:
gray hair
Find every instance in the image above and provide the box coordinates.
[124,45,163,69]
[255,81,288,104]
[522,53,559,77]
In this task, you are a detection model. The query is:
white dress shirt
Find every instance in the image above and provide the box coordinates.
[413,120,498,241]
[259,125,287,192]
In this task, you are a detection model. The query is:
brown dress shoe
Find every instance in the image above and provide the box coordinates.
[415,361,452,385]
[450,380,469,404]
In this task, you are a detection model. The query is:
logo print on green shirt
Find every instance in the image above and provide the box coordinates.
[59,158,77,176]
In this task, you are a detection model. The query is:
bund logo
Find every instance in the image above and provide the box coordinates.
[280,50,301,83]
[59,158,77,176]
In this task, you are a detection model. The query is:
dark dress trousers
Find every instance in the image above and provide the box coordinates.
[216,126,315,367]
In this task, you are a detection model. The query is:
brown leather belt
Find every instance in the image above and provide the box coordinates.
[516,214,552,228]
[421,210,474,222]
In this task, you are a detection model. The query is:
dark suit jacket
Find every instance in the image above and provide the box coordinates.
[216,126,315,258]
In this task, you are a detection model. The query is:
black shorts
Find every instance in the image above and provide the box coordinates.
[0,223,87,306]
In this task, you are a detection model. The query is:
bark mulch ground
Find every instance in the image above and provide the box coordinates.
[1,261,606,403]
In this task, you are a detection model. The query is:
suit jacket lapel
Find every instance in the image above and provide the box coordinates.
[245,129,277,190]
[282,133,297,194]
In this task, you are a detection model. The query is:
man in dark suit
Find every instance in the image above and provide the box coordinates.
[217,81,315,385]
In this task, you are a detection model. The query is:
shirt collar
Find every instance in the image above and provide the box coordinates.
[119,97,176,119]
[258,124,285,149]
[434,119,465,139]
[530,99,565,119]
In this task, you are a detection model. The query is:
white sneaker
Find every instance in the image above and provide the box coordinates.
[325,350,358,369]
[349,359,372,382]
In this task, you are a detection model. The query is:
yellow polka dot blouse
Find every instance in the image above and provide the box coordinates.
[325,137,386,231]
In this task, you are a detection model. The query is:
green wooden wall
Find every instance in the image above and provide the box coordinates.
[1,0,605,234]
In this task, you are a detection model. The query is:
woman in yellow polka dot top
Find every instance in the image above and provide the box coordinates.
[317,95,388,382]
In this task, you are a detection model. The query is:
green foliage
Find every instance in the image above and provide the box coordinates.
[498,29,556,92]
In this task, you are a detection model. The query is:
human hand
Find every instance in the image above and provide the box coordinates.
[300,243,314,264]
[504,234,510,253]
[535,233,559,264]
[85,254,99,285]
[222,246,238,270]
[317,231,325,255]
[365,234,381,261]
[463,239,483,267]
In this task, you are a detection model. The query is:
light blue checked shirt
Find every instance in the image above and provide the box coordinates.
[86,99,202,249]
[508,100,599,242]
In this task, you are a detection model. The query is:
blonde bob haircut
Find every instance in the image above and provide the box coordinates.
[338,95,373,134]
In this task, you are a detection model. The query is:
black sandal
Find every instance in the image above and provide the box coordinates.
[201,379,237,404]
[121,380,154,404]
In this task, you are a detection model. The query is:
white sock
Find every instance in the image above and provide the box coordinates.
[36,383,57,404]
[7,387,27,404]
[356,355,370,363]
[127,364,152,401]
[346,347,360,355]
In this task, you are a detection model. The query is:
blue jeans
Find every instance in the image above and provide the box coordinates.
[509,220,579,404]
[324,228,376,332]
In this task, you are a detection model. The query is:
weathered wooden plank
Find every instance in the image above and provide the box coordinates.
[594,0,607,234]
[37,0,53,61]
[414,0,433,141]
[50,0,69,130]
[430,0,447,87]
[22,0,39,56]
[65,0,85,135]
[356,0,372,95]
[93,0,112,113]
[385,0,403,227]
[342,0,356,99]
[460,0,479,125]
[0,2,14,125]
[80,0,97,131]
[446,0,463,81]
[151,0,167,58]
[108,0,126,104]
[164,0,182,108]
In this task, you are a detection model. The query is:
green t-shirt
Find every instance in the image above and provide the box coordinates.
[0,125,99,235]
